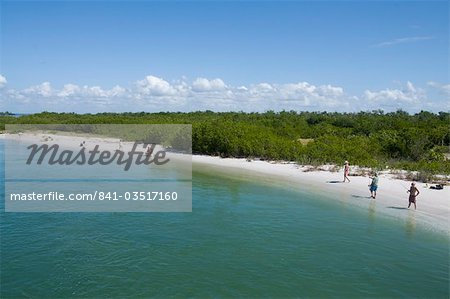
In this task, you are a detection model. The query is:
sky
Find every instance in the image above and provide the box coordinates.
[0,0,449,113]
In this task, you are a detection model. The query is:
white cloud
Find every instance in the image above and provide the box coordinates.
[136,75,176,96]
[278,83,313,103]
[373,36,434,48]
[427,81,450,95]
[254,83,273,91]
[363,81,426,110]
[23,82,53,97]
[6,89,27,101]
[78,85,126,98]
[0,76,350,112]
[318,85,344,97]
[247,83,275,99]
[285,82,316,94]
[58,84,80,97]
[2,76,447,113]
[192,78,227,92]
[109,85,127,97]
[4,81,128,111]
[250,82,346,109]
[0,75,7,89]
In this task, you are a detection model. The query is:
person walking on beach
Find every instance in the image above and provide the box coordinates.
[368,173,379,199]
[343,161,350,183]
[407,182,420,210]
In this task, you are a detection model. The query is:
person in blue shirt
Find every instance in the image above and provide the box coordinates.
[368,173,379,199]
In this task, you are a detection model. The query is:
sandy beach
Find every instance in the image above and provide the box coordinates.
[192,155,450,234]
[2,132,449,233]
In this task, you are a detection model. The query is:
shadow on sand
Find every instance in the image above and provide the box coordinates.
[351,195,372,199]
[326,180,344,184]
[387,206,408,210]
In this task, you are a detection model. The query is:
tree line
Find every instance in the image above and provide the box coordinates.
[1,110,449,174]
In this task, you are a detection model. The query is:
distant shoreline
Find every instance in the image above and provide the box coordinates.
[2,111,449,176]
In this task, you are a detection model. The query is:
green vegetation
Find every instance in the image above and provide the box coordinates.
[1,110,449,174]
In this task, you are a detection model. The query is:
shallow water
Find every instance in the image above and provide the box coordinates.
[1,141,449,298]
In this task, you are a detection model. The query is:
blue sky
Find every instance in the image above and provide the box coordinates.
[0,1,448,113]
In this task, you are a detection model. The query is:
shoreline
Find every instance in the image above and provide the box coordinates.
[2,132,449,234]
[192,155,449,234]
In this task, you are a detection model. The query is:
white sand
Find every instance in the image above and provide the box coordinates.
[2,132,449,233]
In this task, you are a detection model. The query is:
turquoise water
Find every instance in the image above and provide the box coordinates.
[1,141,449,298]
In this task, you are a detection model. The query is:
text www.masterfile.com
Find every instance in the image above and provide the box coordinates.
[9,191,179,201]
